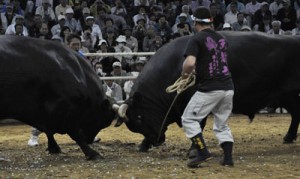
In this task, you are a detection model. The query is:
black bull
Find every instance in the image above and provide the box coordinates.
[0,36,115,160]
[122,31,300,151]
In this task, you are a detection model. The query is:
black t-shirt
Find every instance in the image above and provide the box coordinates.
[184,28,234,92]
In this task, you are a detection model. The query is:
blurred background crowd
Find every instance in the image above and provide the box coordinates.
[1,0,299,110]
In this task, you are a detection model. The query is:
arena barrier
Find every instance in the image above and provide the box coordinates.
[83,52,156,80]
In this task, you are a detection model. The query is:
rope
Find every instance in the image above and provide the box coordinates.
[157,74,196,142]
[166,74,196,94]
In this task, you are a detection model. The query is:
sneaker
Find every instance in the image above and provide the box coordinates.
[187,153,212,168]
[28,135,39,146]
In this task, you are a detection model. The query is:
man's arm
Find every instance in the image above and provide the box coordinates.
[181,55,196,79]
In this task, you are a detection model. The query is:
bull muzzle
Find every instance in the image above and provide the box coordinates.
[112,104,129,122]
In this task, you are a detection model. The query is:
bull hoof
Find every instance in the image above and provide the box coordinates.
[47,146,61,154]
[138,144,151,152]
[283,134,297,143]
[86,153,104,160]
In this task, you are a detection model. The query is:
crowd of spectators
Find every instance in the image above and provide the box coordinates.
[1,0,300,59]
[1,0,299,108]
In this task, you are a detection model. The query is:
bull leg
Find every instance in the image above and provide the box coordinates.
[68,130,103,160]
[138,138,152,152]
[46,133,61,154]
[284,115,299,143]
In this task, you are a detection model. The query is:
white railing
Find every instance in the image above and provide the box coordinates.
[84,52,156,80]
[84,52,155,57]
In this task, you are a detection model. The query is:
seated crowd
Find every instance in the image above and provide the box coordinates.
[0,0,298,109]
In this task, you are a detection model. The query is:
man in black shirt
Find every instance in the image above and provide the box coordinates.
[181,7,234,168]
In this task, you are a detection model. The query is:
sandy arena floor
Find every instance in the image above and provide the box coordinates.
[0,114,299,178]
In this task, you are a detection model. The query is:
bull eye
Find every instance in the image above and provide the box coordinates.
[137,115,142,119]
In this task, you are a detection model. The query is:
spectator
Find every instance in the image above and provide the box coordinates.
[81,25,94,51]
[253,14,272,32]
[0,4,15,34]
[240,25,252,31]
[175,5,193,27]
[103,27,117,47]
[132,16,147,51]
[111,61,130,90]
[177,22,193,36]
[252,2,272,28]
[226,0,245,13]
[28,14,43,37]
[210,3,224,31]
[78,7,90,28]
[102,73,123,103]
[85,15,102,42]
[213,0,227,17]
[73,0,85,20]
[172,12,188,33]
[269,0,283,18]
[55,0,71,17]
[291,18,300,35]
[90,0,111,17]
[102,17,119,36]
[14,23,23,35]
[267,20,285,34]
[37,22,52,39]
[148,12,157,27]
[189,0,211,11]
[96,39,108,62]
[134,0,150,7]
[222,22,233,31]
[35,0,56,26]
[155,14,173,44]
[123,25,138,52]
[64,7,81,34]
[276,0,297,31]
[34,0,54,9]
[100,46,120,74]
[114,35,133,71]
[224,2,239,25]
[232,12,249,31]
[25,0,35,15]
[51,14,66,36]
[133,5,149,26]
[149,34,163,51]
[244,0,261,27]
[11,0,24,15]
[95,6,126,33]
[5,14,28,36]
[59,25,71,44]
[142,25,156,52]
[111,0,127,18]
[51,34,63,43]
[94,61,105,76]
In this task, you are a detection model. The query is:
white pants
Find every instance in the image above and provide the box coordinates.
[182,90,234,144]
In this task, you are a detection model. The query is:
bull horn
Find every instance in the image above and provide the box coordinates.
[118,104,129,122]
[112,104,120,112]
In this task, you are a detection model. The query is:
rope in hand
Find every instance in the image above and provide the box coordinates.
[157,74,196,142]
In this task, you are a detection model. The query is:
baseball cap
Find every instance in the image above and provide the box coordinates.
[112,61,122,67]
[65,8,74,14]
[58,15,66,21]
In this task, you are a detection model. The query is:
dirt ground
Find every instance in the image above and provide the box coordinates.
[0,114,299,178]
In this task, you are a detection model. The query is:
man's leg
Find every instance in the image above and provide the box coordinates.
[28,127,42,146]
[212,90,234,166]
